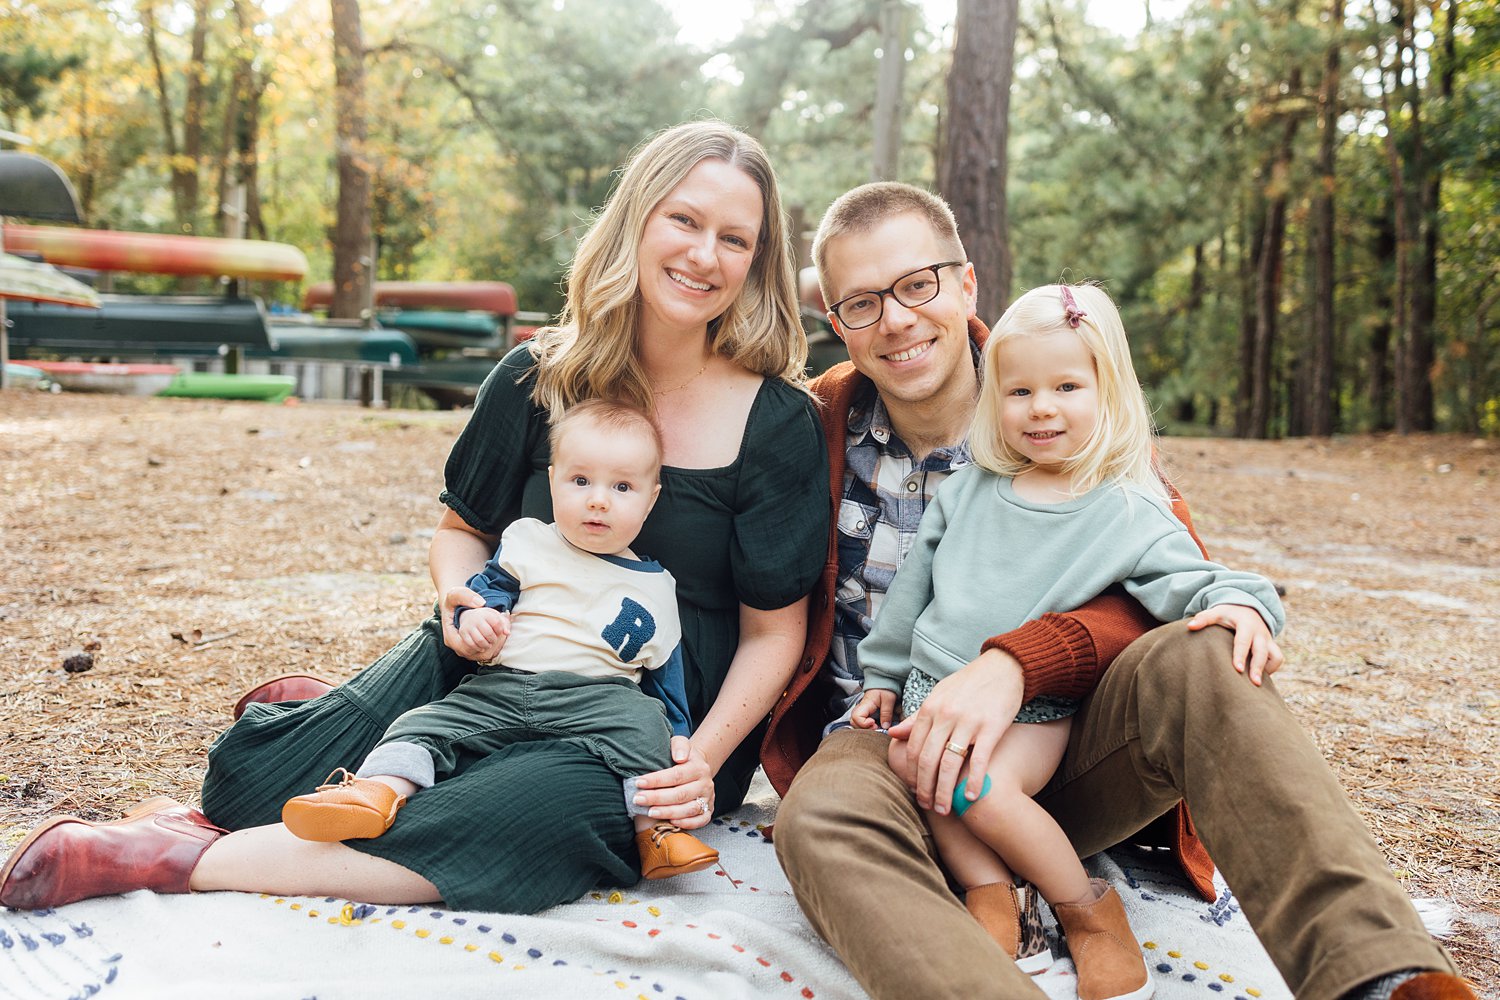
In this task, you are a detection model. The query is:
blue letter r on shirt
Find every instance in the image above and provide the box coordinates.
[602,598,656,663]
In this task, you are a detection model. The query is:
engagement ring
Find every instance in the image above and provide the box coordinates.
[696,796,710,816]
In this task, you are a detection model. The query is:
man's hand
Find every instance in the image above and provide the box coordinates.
[886,647,1024,814]
[1186,603,1282,686]
[851,689,897,730]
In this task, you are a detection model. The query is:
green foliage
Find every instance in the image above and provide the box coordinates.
[4,0,1493,432]
[0,44,83,129]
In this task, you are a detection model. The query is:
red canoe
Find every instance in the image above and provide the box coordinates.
[302,281,517,316]
[3,224,308,281]
[17,360,181,396]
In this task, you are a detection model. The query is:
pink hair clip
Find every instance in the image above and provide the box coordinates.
[1060,286,1087,329]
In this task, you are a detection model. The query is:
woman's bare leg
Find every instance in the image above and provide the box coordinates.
[190,823,441,903]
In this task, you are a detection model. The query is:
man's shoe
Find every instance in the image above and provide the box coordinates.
[1052,878,1155,1000]
[1389,973,1478,1000]
[636,824,719,879]
[965,880,1053,974]
[232,672,336,720]
[0,797,225,910]
[282,769,406,842]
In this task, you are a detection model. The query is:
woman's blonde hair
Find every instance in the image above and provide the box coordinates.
[528,120,807,417]
[971,283,1166,499]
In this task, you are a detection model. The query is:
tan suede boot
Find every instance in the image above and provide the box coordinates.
[965,881,1053,974]
[1051,878,1154,1000]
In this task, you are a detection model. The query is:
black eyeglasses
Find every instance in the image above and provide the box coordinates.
[828,261,967,331]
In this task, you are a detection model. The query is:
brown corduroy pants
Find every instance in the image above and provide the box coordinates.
[774,621,1456,1000]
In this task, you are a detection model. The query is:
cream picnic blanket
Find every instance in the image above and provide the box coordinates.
[0,772,1312,999]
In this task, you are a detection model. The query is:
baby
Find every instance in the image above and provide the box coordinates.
[281,398,718,879]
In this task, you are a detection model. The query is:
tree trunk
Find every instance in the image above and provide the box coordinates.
[1368,206,1396,431]
[1308,0,1344,436]
[939,0,1018,322]
[218,0,266,241]
[1235,192,1265,438]
[141,0,210,234]
[180,0,209,232]
[1381,0,1449,434]
[1249,70,1301,440]
[331,0,373,322]
[871,0,908,181]
[1404,0,1456,433]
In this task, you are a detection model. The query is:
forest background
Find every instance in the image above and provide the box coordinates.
[1,0,1495,439]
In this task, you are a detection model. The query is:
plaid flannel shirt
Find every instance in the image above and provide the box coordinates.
[824,372,976,732]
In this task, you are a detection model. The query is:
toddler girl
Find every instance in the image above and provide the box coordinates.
[852,284,1285,1000]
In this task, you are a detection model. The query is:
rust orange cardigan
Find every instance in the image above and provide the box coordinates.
[759,316,1217,902]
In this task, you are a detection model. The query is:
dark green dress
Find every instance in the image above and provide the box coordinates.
[200,345,829,912]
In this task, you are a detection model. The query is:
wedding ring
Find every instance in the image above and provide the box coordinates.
[944,740,969,757]
[696,796,710,816]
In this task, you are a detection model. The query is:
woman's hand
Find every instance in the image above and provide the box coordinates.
[631,736,716,830]
[1186,604,1283,685]
[439,586,493,660]
[429,509,500,660]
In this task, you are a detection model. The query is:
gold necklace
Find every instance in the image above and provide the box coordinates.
[653,358,709,396]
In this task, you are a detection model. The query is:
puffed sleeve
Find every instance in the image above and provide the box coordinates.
[438,345,550,535]
[730,383,831,610]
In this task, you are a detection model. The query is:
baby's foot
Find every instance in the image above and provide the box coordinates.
[635,823,718,879]
[282,768,406,842]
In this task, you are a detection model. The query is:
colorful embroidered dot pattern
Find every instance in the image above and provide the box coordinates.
[257,894,817,996]
[1141,939,1269,999]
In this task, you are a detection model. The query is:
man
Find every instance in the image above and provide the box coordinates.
[760,182,1471,1000]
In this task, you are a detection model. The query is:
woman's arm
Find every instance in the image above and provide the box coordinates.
[696,597,809,773]
[429,507,501,661]
[632,596,809,829]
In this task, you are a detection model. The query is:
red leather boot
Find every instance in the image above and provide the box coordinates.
[0,797,226,910]
[232,672,336,720]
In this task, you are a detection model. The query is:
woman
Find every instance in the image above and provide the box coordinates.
[0,121,829,914]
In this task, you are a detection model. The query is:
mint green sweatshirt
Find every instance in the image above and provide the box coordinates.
[858,466,1285,697]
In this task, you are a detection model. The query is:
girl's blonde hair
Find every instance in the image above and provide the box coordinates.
[528,120,807,417]
[971,283,1166,499]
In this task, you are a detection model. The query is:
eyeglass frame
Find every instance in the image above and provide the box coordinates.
[827,260,968,332]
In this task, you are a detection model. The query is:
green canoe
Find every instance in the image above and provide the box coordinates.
[157,372,296,403]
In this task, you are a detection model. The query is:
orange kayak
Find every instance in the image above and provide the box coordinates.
[302,280,517,315]
[3,224,308,281]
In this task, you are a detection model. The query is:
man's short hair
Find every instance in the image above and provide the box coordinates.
[811,182,967,302]
[550,398,664,478]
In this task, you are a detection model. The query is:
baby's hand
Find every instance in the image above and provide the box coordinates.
[458,608,512,662]
[1187,603,1282,686]
[851,689,897,730]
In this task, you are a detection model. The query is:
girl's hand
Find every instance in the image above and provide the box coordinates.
[1187,604,1283,686]
[631,736,715,830]
[440,586,492,660]
[851,689,897,730]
